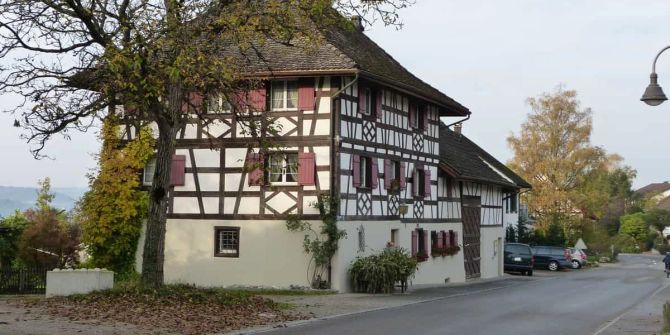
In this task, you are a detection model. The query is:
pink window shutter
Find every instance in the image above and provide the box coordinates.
[443,231,451,248]
[399,162,406,190]
[358,86,367,115]
[370,158,379,189]
[411,230,417,256]
[375,89,383,120]
[383,159,392,189]
[424,169,432,197]
[249,88,266,112]
[424,232,429,254]
[423,107,429,131]
[298,79,315,111]
[352,155,361,187]
[232,90,247,113]
[437,231,444,249]
[412,168,419,197]
[409,104,416,128]
[170,155,186,186]
[298,152,316,186]
[246,153,264,186]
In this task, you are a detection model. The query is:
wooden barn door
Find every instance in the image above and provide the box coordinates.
[462,196,481,279]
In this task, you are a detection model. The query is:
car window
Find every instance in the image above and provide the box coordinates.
[535,247,548,254]
[551,249,564,256]
[506,245,530,254]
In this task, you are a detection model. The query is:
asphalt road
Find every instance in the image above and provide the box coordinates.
[264,254,667,335]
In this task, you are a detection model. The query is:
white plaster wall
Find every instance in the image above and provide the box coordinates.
[46,269,114,297]
[150,219,315,288]
[331,221,466,292]
[479,226,504,279]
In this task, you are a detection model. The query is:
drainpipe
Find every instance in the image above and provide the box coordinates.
[327,73,359,289]
[444,113,471,129]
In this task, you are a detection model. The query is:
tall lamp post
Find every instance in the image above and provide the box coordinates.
[641,46,670,106]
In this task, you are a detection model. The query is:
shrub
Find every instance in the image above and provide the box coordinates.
[349,248,417,294]
[612,234,637,254]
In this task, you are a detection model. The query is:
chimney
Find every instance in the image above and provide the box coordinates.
[351,15,364,32]
[453,123,463,134]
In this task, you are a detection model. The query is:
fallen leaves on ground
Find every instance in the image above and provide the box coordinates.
[17,285,306,335]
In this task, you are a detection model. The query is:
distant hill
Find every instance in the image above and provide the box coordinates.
[0,186,87,218]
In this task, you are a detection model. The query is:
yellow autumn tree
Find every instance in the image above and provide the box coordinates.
[77,117,155,276]
[507,86,618,238]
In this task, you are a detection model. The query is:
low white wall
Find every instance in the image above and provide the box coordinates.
[153,219,314,288]
[46,269,114,297]
[479,226,504,279]
[331,221,466,292]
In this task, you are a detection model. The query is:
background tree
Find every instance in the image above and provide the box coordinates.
[508,86,631,241]
[76,117,154,277]
[17,178,81,268]
[0,211,28,268]
[0,0,412,287]
[618,212,648,248]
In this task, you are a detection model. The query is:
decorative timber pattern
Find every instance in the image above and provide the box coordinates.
[338,77,443,223]
[461,181,503,226]
[121,76,333,220]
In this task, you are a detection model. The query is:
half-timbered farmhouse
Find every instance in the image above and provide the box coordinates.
[127,18,530,291]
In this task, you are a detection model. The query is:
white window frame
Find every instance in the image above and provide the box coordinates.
[268,152,298,185]
[362,88,373,116]
[143,157,156,186]
[206,94,231,114]
[271,80,298,112]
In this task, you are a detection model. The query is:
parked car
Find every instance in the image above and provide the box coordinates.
[532,246,572,271]
[569,248,588,269]
[504,243,534,276]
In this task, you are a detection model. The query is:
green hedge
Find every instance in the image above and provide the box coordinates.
[348,248,417,294]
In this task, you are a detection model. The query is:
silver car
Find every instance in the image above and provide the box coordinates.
[570,248,588,269]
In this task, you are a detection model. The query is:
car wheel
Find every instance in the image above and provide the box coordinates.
[548,261,559,271]
[527,270,533,276]
[571,260,581,269]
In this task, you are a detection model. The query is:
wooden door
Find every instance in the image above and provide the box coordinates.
[462,197,481,279]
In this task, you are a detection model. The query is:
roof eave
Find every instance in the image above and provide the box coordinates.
[358,71,469,117]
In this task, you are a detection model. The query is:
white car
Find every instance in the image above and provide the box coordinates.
[569,248,588,269]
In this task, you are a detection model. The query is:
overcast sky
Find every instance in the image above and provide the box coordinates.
[1,0,669,189]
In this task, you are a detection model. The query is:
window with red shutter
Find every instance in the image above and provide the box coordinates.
[246,153,264,186]
[358,86,372,116]
[249,88,266,112]
[399,162,406,190]
[181,92,204,113]
[411,230,417,256]
[423,106,429,132]
[409,103,416,128]
[424,168,432,197]
[297,152,316,186]
[298,79,315,111]
[352,155,361,187]
[370,158,378,189]
[375,89,383,120]
[170,155,186,186]
[384,159,392,189]
[437,231,443,249]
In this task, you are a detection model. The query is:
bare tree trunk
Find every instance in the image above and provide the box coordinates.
[141,86,182,288]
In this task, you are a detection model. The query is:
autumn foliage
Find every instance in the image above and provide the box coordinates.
[77,117,155,276]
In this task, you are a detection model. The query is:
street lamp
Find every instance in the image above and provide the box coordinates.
[641,46,670,106]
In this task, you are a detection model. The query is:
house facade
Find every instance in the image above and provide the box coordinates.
[125,19,530,291]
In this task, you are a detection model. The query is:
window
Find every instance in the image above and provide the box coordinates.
[417,229,427,254]
[389,161,400,181]
[415,168,426,197]
[391,229,399,246]
[271,80,298,111]
[214,227,240,257]
[205,94,231,113]
[510,193,518,213]
[417,105,426,130]
[143,157,156,186]
[361,87,373,116]
[430,231,438,250]
[269,153,298,183]
[359,156,372,188]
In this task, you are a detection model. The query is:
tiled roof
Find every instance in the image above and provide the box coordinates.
[226,19,469,115]
[636,182,670,195]
[438,123,531,189]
